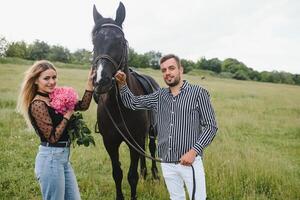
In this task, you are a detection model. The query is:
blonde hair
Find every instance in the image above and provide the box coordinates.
[16,60,56,128]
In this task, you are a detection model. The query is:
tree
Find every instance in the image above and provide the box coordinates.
[195,57,221,73]
[196,57,209,70]
[247,68,261,81]
[208,58,222,73]
[233,69,250,80]
[5,41,28,58]
[0,36,8,57]
[181,59,195,74]
[28,40,50,60]
[293,74,300,85]
[128,47,140,68]
[222,58,248,74]
[143,51,162,69]
[48,45,71,63]
[71,49,92,64]
[278,71,294,84]
[128,47,148,68]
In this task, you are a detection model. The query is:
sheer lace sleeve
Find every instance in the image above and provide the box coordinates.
[75,90,93,111]
[30,100,68,143]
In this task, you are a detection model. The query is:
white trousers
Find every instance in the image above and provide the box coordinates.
[161,157,206,200]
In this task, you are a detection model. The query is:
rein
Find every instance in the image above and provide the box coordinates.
[93,22,196,200]
[99,85,196,200]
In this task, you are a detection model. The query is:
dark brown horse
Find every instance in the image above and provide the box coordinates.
[92,2,159,200]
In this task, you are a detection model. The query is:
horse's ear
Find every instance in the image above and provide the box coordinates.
[93,5,103,24]
[115,2,126,26]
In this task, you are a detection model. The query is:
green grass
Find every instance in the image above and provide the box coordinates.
[0,63,299,199]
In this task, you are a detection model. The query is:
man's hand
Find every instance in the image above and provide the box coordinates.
[180,149,197,166]
[114,70,127,87]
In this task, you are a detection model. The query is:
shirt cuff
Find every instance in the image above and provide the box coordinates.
[192,143,204,156]
[120,84,128,94]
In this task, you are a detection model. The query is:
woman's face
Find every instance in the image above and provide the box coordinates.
[36,69,57,94]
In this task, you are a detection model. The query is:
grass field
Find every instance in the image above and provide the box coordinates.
[0,63,299,200]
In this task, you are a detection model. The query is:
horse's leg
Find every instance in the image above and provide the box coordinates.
[104,141,124,200]
[139,139,147,179]
[149,125,159,180]
[128,147,140,200]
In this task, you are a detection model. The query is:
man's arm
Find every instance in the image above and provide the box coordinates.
[180,88,218,166]
[115,71,159,110]
[192,88,218,155]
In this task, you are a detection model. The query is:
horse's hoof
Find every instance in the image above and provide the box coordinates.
[116,195,124,200]
[140,168,147,179]
[131,196,137,200]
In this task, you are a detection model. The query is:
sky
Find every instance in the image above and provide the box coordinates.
[1,0,299,74]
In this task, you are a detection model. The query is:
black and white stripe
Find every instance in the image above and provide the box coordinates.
[120,81,218,162]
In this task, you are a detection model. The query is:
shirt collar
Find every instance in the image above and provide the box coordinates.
[181,80,189,91]
[166,80,189,94]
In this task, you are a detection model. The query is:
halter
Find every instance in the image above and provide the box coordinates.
[92,23,128,72]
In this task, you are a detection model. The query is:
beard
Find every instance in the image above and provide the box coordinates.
[165,75,181,87]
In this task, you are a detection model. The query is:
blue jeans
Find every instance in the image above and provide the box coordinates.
[34,145,81,200]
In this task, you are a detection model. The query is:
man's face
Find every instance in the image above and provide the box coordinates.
[160,58,183,87]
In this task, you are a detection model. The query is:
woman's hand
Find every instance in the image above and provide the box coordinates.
[86,68,96,91]
[64,110,74,120]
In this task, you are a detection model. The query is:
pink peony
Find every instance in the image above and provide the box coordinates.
[49,87,78,115]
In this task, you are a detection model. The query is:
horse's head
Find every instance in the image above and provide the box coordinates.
[92,2,127,94]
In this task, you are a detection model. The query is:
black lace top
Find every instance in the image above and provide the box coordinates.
[28,90,93,143]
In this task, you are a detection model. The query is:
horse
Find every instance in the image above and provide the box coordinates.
[91,2,160,200]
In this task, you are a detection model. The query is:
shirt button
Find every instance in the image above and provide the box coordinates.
[170,124,173,126]
[171,111,174,114]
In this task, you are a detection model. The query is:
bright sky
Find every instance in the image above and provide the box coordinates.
[1,0,299,74]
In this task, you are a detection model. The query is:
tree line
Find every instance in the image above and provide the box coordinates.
[1,37,299,86]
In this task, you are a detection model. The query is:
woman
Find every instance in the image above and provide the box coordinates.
[17,60,94,200]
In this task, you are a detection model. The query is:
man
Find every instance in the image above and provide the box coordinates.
[115,54,218,200]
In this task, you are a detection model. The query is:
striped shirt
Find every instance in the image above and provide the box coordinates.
[120,80,218,162]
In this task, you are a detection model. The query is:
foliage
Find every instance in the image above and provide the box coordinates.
[181,59,195,74]
[2,37,300,86]
[197,57,222,73]
[233,69,250,80]
[143,51,162,69]
[27,40,50,60]
[5,41,28,59]
[70,49,92,64]
[0,36,8,57]
[48,45,71,63]
[68,112,95,147]
[128,47,148,68]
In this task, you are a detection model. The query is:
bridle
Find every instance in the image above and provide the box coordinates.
[92,23,128,74]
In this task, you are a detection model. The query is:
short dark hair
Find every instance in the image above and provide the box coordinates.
[159,54,181,67]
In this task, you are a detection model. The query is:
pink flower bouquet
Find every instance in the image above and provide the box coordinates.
[49,87,78,115]
[49,87,95,147]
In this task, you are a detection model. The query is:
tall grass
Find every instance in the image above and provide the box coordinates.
[0,63,299,199]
